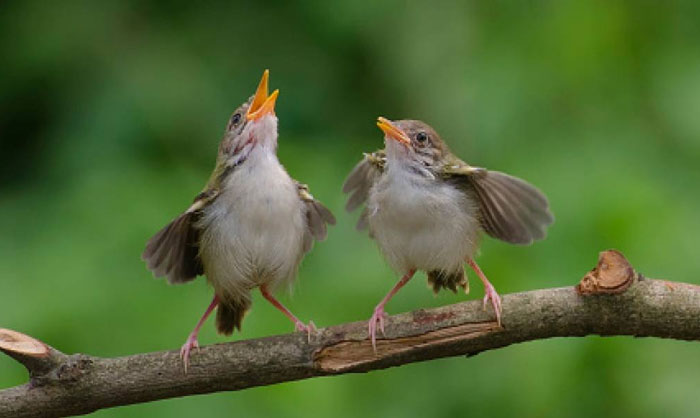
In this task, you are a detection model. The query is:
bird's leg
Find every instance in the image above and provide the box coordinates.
[368,269,417,352]
[260,285,316,341]
[467,258,502,325]
[180,295,219,373]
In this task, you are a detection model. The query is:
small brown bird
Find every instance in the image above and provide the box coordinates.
[143,70,335,370]
[343,117,553,349]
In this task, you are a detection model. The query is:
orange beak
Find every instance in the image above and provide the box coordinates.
[377,117,410,145]
[247,69,280,121]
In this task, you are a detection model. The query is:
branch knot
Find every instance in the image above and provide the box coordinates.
[576,249,638,295]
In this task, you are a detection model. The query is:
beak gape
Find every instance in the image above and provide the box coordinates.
[247,69,280,121]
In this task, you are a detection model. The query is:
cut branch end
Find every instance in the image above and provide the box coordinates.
[0,328,67,378]
[0,329,49,357]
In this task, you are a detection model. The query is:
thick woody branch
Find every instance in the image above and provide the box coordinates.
[2,250,699,418]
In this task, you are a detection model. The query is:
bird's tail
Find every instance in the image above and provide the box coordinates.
[216,297,251,335]
[427,268,469,294]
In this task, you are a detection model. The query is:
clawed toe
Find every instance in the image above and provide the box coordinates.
[295,320,317,342]
[482,285,503,326]
[368,307,388,353]
[179,335,200,373]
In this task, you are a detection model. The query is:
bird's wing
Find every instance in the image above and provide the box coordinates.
[442,160,554,245]
[342,150,386,230]
[142,188,219,284]
[296,182,336,253]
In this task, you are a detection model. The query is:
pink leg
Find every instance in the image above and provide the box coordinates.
[467,258,502,325]
[368,269,416,352]
[260,285,316,341]
[180,295,219,373]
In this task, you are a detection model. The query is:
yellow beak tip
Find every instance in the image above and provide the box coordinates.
[376,117,409,144]
[247,70,277,120]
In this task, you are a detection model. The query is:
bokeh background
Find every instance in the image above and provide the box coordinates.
[2,1,700,417]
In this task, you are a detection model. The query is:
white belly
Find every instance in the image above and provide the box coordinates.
[197,150,305,300]
[368,168,480,275]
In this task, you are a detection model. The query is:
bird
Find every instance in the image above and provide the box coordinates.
[142,70,335,371]
[343,117,553,350]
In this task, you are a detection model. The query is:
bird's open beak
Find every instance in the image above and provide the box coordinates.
[377,117,410,145]
[247,69,280,121]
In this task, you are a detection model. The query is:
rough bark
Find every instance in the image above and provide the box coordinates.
[1,250,699,418]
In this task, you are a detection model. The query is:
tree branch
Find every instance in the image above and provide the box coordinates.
[2,250,699,418]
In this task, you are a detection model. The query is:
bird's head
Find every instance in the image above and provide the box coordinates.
[376,117,450,170]
[219,69,280,166]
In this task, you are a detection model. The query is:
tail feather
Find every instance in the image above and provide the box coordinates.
[427,269,469,294]
[216,298,252,335]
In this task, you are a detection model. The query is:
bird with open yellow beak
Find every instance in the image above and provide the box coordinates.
[143,70,335,371]
[344,117,553,350]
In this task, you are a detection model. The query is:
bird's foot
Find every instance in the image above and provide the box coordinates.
[294,320,317,342]
[368,305,389,353]
[482,282,503,326]
[179,333,200,373]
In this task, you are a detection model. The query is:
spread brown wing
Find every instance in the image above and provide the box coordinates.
[296,182,336,253]
[445,163,553,245]
[342,151,385,230]
[142,189,218,284]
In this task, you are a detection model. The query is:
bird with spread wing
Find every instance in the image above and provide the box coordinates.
[343,117,553,350]
[143,70,335,370]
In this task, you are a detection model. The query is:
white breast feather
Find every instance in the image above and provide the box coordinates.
[368,164,480,275]
[197,141,305,302]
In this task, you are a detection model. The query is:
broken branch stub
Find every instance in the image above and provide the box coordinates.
[576,249,638,295]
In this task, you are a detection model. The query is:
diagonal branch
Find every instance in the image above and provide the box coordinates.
[2,250,699,418]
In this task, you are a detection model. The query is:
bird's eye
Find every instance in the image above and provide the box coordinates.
[416,132,428,143]
[231,113,242,125]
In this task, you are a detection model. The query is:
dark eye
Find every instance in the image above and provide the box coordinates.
[231,113,242,125]
[416,132,428,143]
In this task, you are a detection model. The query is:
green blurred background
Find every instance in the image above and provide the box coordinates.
[2,1,700,416]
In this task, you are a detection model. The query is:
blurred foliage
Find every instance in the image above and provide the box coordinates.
[2,1,700,417]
